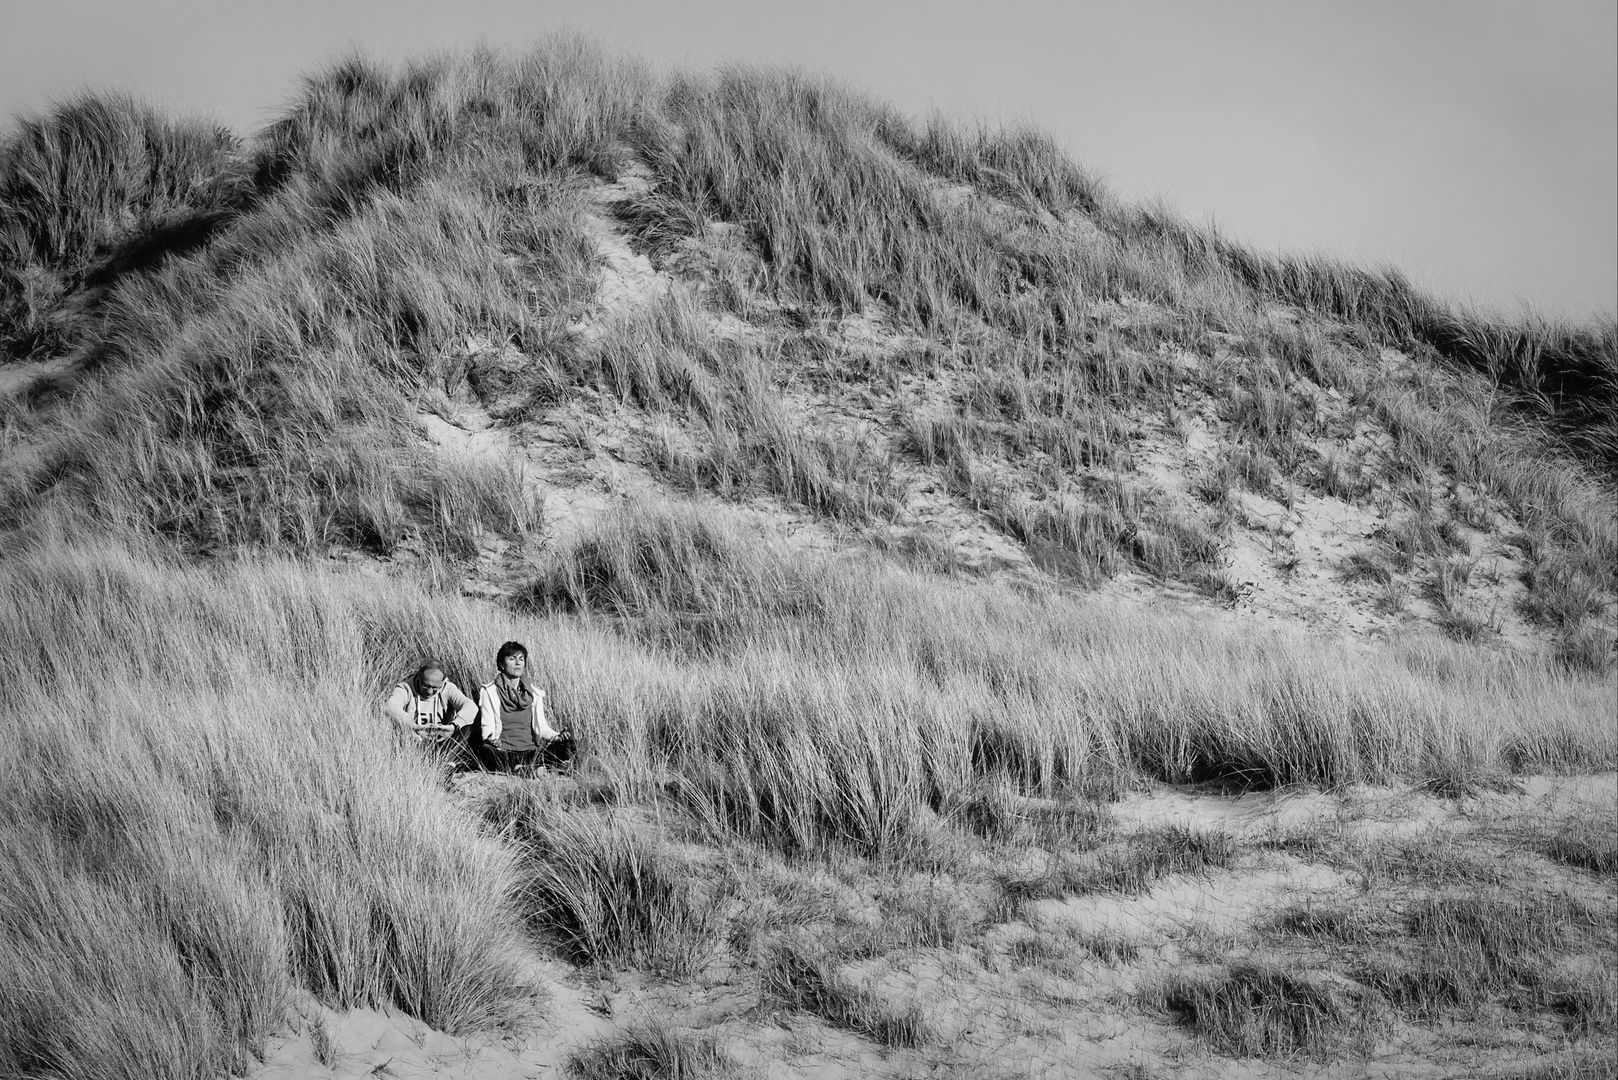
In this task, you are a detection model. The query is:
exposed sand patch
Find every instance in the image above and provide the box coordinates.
[419,410,513,462]
[0,357,70,398]
[250,957,615,1080]
[572,163,669,342]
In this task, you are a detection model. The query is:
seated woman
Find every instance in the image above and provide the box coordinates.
[476,640,566,775]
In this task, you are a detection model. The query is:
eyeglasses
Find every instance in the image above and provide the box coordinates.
[417,682,446,695]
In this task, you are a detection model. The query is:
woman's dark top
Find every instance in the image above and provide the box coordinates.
[496,677,536,753]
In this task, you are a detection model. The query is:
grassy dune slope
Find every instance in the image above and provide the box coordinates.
[0,36,1613,1079]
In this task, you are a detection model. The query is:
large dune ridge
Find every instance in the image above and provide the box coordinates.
[0,36,1613,1080]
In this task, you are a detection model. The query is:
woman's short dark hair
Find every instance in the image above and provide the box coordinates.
[495,640,528,668]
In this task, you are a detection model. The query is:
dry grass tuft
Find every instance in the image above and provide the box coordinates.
[1152,962,1380,1059]
[1360,892,1606,1018]
[476,791,720,976]
[764,939,934,1048]
[566,1022,746,1080]
[1071,825,1239,896]
[1270,903,1381,945]
[1543,819,1618,877]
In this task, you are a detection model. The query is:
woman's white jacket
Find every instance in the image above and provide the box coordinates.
[477,680,560,745]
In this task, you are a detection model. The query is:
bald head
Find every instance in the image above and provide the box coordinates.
[413,661,446,697]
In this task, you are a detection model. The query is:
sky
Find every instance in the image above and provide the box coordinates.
[2,0,1614,320]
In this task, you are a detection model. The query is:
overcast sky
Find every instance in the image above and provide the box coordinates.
[3,0,1613,319]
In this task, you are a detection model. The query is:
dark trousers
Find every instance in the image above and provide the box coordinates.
[476,743,538,775]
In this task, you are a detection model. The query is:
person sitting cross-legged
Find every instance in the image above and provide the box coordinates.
[476,640,565,775]
[383,660,477,748]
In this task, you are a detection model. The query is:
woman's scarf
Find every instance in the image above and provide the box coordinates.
[496,676,533,714]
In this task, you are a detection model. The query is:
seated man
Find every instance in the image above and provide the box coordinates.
[383,660,477,746]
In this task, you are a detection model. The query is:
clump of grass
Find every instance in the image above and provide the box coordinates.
[1433,603,1501,645]
[1023,411,1127,471]
[1317,449,1370,501]
[1452,486,1495,530]
[1432,553,1478,606]
[1361,892,1602,1017]
[1341,831,1509,887]
[1224,385,1303,456]
[1027,799,1112,851]
[1522,556,1608,630]
[308,1016,339,1068]
[1542,818,1618,876]
[992,864,1064,921]
[572,292,724,418]
[1270,903,1379,945]
[1377,578,1410,615]
[1152,963,1377,1059]
[952,775,1110,851]
[1339,550,1394,586]
[906,410,987,477]
[1418,755,1517,799]
[1555,621,1616,676]
[1257,824,1364,864]
[876,876,978,950]
[1193,460,1240,509]
[1195,566,1246,605]
[1134,823,1239,872]
[1069,825,1238,896]
[1068,929,1141,965]
[764,939,933,1048]
[870,527,960,575]
[1384,508,1471,571]
[670,730,929,860]
[956,776,1026,844]
[998,493,1128,586]
[1130,508,1224,582]
[479,795,719,976]
[1228,444,1282,497]
[1008,934,1068,971]
[566,1023,745,1080]
[1427,550,1503,645]
[1549,969,1617,1037]
[519,501,776,628]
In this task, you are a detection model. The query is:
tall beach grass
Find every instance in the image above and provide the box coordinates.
[1,502,1610,1075]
